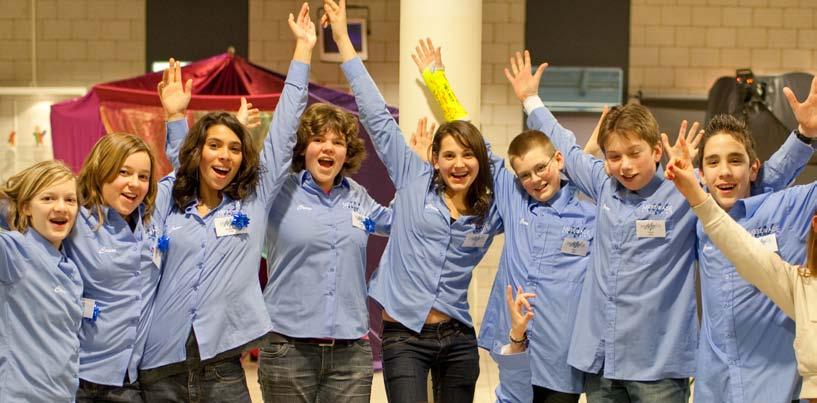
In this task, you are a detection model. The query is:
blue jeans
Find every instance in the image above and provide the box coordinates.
[257,332,373,403]
[138,331,251,403]
[76,379,143,403]
[585,373,690,403]
[381,320,480,403]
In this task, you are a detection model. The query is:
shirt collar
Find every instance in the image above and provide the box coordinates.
[528,180,572,214]
[612,164,665,200]
[728,191,765,218]
[25,227,64,265]
[299,170,350,193]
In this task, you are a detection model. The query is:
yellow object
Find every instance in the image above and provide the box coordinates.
[422,68,469,122]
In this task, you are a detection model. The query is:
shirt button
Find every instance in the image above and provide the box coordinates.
[331,245,335,250]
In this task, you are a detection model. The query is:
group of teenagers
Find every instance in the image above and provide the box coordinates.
[4,1,817,403]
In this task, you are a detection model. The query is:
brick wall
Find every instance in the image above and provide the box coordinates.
[0,0,145,86]
[630,0,817,97]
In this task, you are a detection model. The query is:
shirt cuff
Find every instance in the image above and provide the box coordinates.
[523,95,545,115]
[166,119,187,139]
[341,57,366,82]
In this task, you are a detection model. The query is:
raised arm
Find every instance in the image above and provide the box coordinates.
[665,138,798,317]
[756,75,817,192]
[508,51,607,200]
[0,232,24,284]
[158,58,192,170]
[258,2,315,205]
[412,38,469,121]
[326,0,427,189]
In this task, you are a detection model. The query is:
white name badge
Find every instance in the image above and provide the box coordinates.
[351,211,367,231]
[561,238,589,256]
[81,298,98,320]
[636,220,667,238]
[214,216,250,237]
[757,233,779,252]
[463,233,489,248]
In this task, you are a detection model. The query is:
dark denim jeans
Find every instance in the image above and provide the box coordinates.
[138,331,251,403]
[381,320,480,403]
[585,373,690,403]
[257,332,373,403]
[76,379,143,403]
[533,385,581,403]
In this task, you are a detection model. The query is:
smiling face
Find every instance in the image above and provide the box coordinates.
[303,129,348,192]
[603,131,662,191]
[101,151,151,218]
[198,124,243,193]
[433,134,480,197]
[24,178,78,248]
[510,145,564,203]
[701,133,760,211]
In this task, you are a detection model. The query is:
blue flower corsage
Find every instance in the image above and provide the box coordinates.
[363,217,375,234]
[231,211,250,230]
[157,234,170,253]
[91,305,100,321]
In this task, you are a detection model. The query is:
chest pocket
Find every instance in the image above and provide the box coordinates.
[344,210,370,247]
[536,219,593,283]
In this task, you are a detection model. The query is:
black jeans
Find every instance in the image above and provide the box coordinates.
[381,320,480,403]
[76,378,143,403]
[138,331,251,403]
[533,385,580,403]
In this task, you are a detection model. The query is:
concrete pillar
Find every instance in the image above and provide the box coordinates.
[399,0,483,137]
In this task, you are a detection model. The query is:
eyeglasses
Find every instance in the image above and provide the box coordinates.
[518,156,554,184]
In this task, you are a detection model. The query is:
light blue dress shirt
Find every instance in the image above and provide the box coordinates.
[526,104,808,380]
[264,171,392,339]
[1,229,84,402]
[480,176,594,394]
[64,205,163,385]
[140,61,307,369]
[491,346,534,403]
[341,57,504,332]
[695,180,817,403]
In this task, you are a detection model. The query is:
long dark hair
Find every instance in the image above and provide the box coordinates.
[171,112,260,210]
[431,120,493,221]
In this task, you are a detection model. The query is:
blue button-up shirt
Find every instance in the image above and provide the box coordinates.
[264,171,392,339]
[140,61,307,369]
[491,346,534,403]
[342,57,504,332]
[527,104,806,380]
[695,180,817,403]
[64,205,162,385]
[480,175,594,393]
[1,229,83,402]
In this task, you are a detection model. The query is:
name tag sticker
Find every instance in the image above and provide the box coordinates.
[636,220,666,238]
[81,298,99,321]
[214,216,250,237]
[561,238,589,256]
[757,233,779,252]
[351,211,367,231]
[463,233,489,248]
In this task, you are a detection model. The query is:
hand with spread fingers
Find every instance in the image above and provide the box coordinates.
[411,38,444,74]
[784,75,817,138]
[410,116,436,163]
[157,58,192,122]
[505,50,548,103]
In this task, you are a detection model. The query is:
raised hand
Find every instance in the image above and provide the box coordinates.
[411,38,444,74]
[504,50,547,103]
[235,97,261,129]
[288,2,316,64]
[584,105,609,157]
[505,285,535,353]
[157,58,192,121]
[664,135,707,206]
[661,120,703,162]
[321,0,356,62]
[410,116,436,162]
[784,75,817,137]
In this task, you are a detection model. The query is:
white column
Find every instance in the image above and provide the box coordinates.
[399,0,483,137]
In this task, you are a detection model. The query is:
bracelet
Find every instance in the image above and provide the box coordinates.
[795,129,813,145]
[509,330,528,344]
